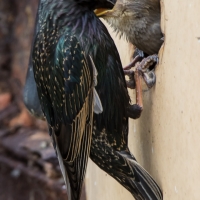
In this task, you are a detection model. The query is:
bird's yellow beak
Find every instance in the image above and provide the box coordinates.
[94,8,113,17]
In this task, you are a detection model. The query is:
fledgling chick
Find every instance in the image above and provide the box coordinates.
[95,0,163,55]
[95,0,163,115]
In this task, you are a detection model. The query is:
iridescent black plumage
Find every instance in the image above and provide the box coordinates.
[28,0,162,200]
[32,1,96,200]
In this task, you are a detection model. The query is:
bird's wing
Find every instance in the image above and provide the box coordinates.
[33,33,94,200]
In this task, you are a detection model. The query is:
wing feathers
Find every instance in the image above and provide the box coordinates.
[64,89,93,200]
[33,33,95,200]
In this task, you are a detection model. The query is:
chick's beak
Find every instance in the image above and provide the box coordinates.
[94,8,114,17]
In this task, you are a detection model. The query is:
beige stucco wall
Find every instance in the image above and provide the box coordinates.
[85,0,200,199]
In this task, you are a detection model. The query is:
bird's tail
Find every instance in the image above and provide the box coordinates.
[52,132,72,199]
[90,133,163,200]
[124,152,163,200]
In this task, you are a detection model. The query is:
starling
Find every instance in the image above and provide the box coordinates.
[25,0,162,199]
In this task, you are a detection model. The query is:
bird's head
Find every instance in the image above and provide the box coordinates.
[94,0,135,36]
[94,0,126,18]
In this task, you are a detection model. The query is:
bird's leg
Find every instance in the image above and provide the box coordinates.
[123,55,143,70]
[126,63,143,119]
[134,65,143,109]
[125,54,158,119]
[125,54,158,89]
[123,55,144,89]
[137,54,158,88]
[123,49,146,89]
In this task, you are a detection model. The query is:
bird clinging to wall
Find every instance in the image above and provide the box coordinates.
[26,0,163,199]
[95,0,163,115]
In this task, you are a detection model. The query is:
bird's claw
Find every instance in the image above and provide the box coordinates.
[138,54,158,72]
[126,104,143,119]
[143,70,156,89]
[137,54,158,88]
[124,54,158,89]
[124,69,135,89]
[123,55,143,70]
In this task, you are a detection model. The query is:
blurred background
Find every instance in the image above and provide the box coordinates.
[0,1,71,199]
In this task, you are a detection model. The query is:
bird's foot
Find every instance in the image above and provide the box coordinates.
[124,54,158,119]
[123,55,142,89]
[124,69,135,89]
[136,54,158,88]
[126,104,143,119]
[123,49,145,89]
[123,55,143,70]
[143,70,156,89]
[124,54,158,89]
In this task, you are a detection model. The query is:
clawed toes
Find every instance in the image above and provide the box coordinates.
[124,54,158,89]
[143,71,156,89]
[126,104,143,119]
[123,55,143,70]
[139,54,158,72]
[124,70,135,89]
[136,54,158,88]
[124,69,134,76]
[126,79,135,89]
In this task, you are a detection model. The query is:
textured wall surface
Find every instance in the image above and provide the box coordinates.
[85,0,200,199]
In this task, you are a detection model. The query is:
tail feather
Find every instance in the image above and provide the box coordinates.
[90,132,163,200]
[54,134,71,199]
[128,159,163,200]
